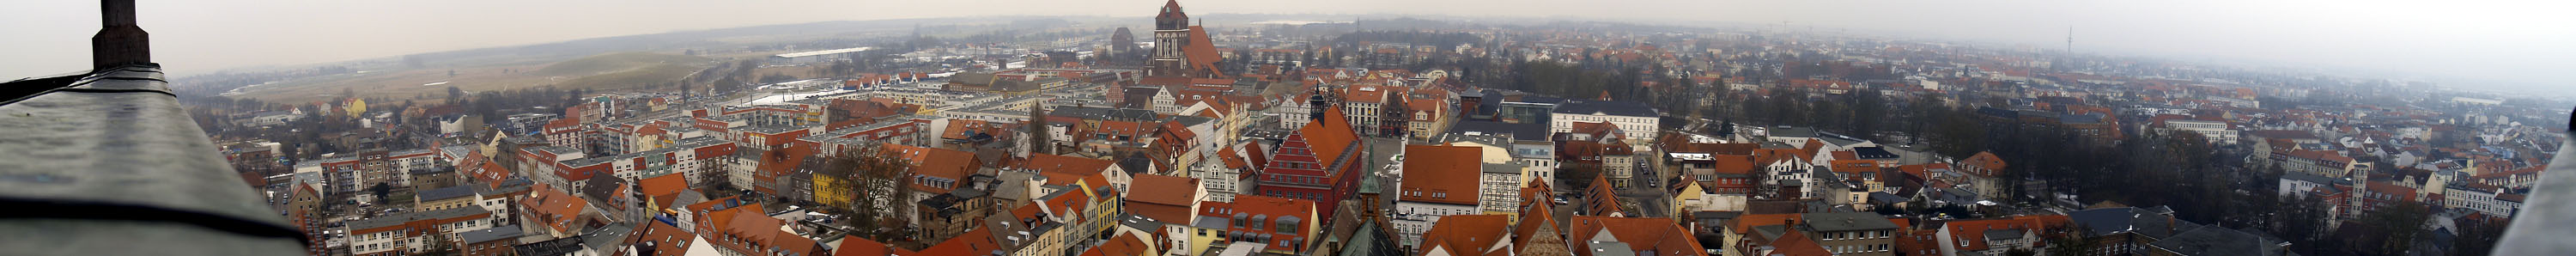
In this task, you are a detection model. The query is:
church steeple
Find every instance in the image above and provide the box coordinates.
[1309,89,1328,124]
[1156,0,1188,31]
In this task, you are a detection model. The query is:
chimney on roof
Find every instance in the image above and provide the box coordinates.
[635,241,659,256]
[93,0,150,70]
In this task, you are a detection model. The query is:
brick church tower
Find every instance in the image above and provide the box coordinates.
[1147,0,1189,77]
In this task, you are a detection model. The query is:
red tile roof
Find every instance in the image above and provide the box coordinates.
[1765,229,1832,256]
[1420,215,1514,256]
[1753,149,1806,167]
[1405,98,1447,122]
[834,235,915,256]
[1799,139,1827,154]
[1342,85,1401,106]
[884,143,981,193]
[2286,149,2354,164]
[1939,215,2071,252]
[1183,26,1224,76]
[521,184,590,235]
[638,173,690,210]
[1299,107,1360,164]
[1046,189,1096,222]
[701,202,750,234]
[1203,195,1320,252]
[722,206,781,241]
[2366,181,2419,202]
[1217,146,1249,169]
[1710,155,1758,175]
[1514,191,1561,251]
[918,225,1003,256]
[1020,153,1113,177]
[620,221,696,256]
[637,123,665,137]
[1229,195,1316,220]
[1090,120,1153,143]
[1962,151,2007,176]
[705,201,824,256]
[1583,173,1621,216]
[940,119,996,141]
[1127,174,1199,205]
[467,155,513,186]
[1568,216,1708,256]
[1126,174,1199,222]
[1240,142,1269,170]
[755,145,815,194]
[1080,233,1155,256]
[1557,139,1634,160]
[1400,144,1485,205]
[1570,121,1624,140]
[1726,214,1801,236]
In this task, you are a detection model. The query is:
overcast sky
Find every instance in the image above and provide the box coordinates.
[4,0,2570,91]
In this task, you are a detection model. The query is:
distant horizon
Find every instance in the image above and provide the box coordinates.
[4,0,2570,95]
[195,14,2576,98]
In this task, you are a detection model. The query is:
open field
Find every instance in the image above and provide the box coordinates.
[533,52,711,76]
[556,64,701,91]
[228,52,717,104]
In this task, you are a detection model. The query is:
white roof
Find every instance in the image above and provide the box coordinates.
[773,47,876,58]
[1687,134,1725,143]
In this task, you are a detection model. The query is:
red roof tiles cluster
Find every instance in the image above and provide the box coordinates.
[1938,215,2072,252]
[705,203,822,256]
[1200,195,1319,253]
[1568,216,1709,256]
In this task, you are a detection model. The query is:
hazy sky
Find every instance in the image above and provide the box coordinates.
[5,0,2571,91]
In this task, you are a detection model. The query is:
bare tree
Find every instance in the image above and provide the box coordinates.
[698,157,737,198]
[818,144,917,241]
[417,229,460,256]
[1027,103,1051,155]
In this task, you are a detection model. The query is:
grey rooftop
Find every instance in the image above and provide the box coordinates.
[0,64,305,254]
[1798,212,1899,231]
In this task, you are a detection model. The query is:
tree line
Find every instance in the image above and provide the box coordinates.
[1692,85,2479,255]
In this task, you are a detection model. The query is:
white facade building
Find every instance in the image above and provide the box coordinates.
[1478,163,1523,216]
[1548,100,1661,148]
[1191,156,1244,203]
[1391,200,1480,248]
[2445,185,2523,217]
[2160,119,2239,144]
